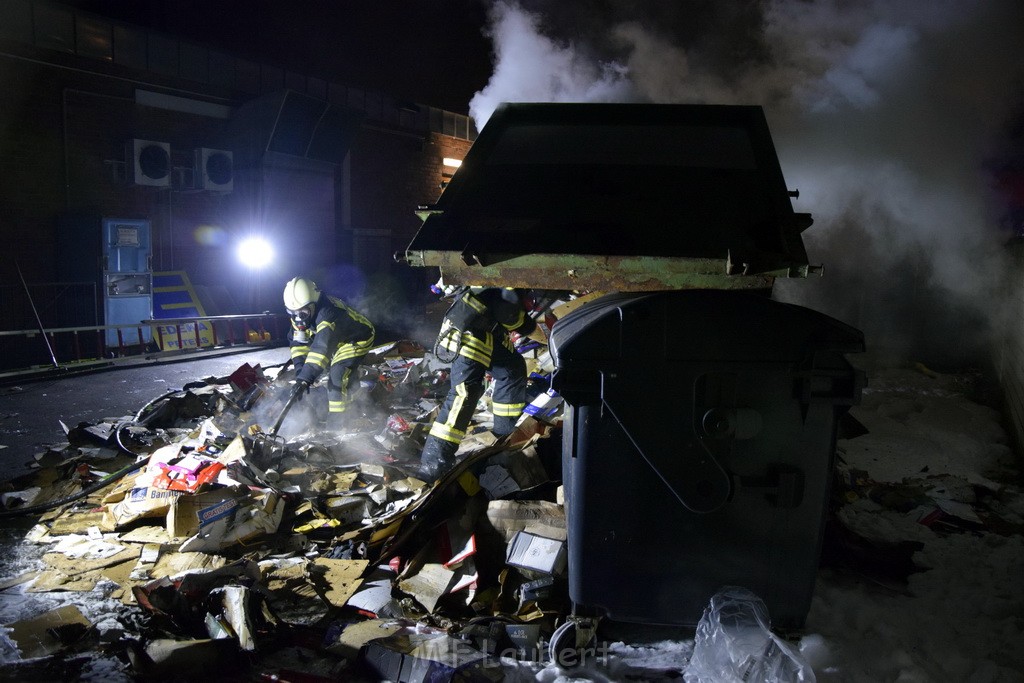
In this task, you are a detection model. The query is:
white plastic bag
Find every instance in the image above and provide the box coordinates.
[684,586,816,683]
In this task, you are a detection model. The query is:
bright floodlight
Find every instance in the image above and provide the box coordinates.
[237,237,274,269]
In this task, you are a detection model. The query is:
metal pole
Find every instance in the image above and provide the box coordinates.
[16,262,60,369]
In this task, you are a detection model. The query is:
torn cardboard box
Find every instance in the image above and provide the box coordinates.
[178,489,283,553]
[166,487,250,539]
[505,531,567,577]
[103,460,186,529]
[484,500,566,543]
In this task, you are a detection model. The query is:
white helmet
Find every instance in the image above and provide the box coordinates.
[284,277,320,309]
[284,277,320,327]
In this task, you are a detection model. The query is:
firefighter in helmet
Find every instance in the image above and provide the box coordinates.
[419,278,537,480]
[283,276,375,430]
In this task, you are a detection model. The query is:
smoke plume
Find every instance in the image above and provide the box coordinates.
[469,0,1024,367]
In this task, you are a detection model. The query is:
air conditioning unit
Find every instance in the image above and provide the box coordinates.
[195,147,233,193]
[126,139,171,187]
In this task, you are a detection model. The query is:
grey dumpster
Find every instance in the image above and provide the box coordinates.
[550,289,864,629]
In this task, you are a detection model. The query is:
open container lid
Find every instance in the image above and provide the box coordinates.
[398,102,817,292]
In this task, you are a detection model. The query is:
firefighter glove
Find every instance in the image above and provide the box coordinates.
[291,379,310,401]
[512,332,541,355]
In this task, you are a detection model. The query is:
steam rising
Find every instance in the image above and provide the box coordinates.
[469,0,1024,366]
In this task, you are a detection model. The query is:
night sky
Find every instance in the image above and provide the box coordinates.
[62,0,495,114]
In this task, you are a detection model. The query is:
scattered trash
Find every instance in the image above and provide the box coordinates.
[5,332,999,680]
[0,339,573,677]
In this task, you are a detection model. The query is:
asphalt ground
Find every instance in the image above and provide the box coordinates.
[0,346,290,484]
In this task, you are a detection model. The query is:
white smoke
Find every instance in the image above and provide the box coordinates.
[469,0,1024,365]
[470,2,633,115]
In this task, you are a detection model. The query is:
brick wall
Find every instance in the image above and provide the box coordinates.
[342,128,472,337]
[0,46,476,331]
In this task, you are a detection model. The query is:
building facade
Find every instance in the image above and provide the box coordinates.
[0,0,474,348]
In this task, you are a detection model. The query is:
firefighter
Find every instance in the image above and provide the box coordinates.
[283,276,375,430]
[419,278,537,480]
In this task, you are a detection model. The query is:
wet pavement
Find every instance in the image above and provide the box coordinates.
[0,347,288,484]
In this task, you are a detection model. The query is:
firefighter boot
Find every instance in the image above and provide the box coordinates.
[419,436,457,481]
[492,414,518,438]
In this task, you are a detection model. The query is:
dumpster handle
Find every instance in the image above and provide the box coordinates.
[600,371,732,514]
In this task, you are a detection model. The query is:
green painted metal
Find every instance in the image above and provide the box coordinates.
[400,250,799,291]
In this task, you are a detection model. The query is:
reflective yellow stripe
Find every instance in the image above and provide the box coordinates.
[492,401,526,417]
[316,320,335,333]
[328,399,351,413]
[333,347,362,361]
[346,307,374,330]
[459,346,490,364]
[306,352,327,368]
[463,292,487,313]
[449,382,470,424]
[332,339,375,362]
[429,422,465,443]
[502,309,526,331]
[458,331,492,364]
[291,346,309,357]
[440,334,461,352]
[461,334,491,352]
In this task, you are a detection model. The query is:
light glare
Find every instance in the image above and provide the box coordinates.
[237,237,274,268]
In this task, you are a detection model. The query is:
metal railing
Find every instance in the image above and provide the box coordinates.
[144,314,286,352]
[0,313,287,377]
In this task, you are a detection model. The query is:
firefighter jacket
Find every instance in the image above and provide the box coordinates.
[436,287,536,364]
[290,295,375,383]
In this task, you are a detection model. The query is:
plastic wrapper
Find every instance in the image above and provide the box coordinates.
[685,586,815,683]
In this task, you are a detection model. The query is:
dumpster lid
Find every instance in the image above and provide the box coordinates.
[398,103,815,292]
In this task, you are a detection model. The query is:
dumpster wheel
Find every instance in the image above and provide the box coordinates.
[549,617,599,669]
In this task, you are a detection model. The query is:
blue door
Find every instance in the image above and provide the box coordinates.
[102,218,153,347]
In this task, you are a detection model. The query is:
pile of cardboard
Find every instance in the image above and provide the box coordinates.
[0,339,571,681]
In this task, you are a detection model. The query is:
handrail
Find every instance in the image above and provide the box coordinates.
[0,312,289,377]
[0,313,287,338]
[140,313,279,323]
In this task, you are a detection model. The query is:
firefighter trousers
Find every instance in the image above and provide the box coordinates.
[420,332,526,478]
[295,346,368,425]
[327,353,365,418]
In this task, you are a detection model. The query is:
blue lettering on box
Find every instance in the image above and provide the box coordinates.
[198,498,240,526]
